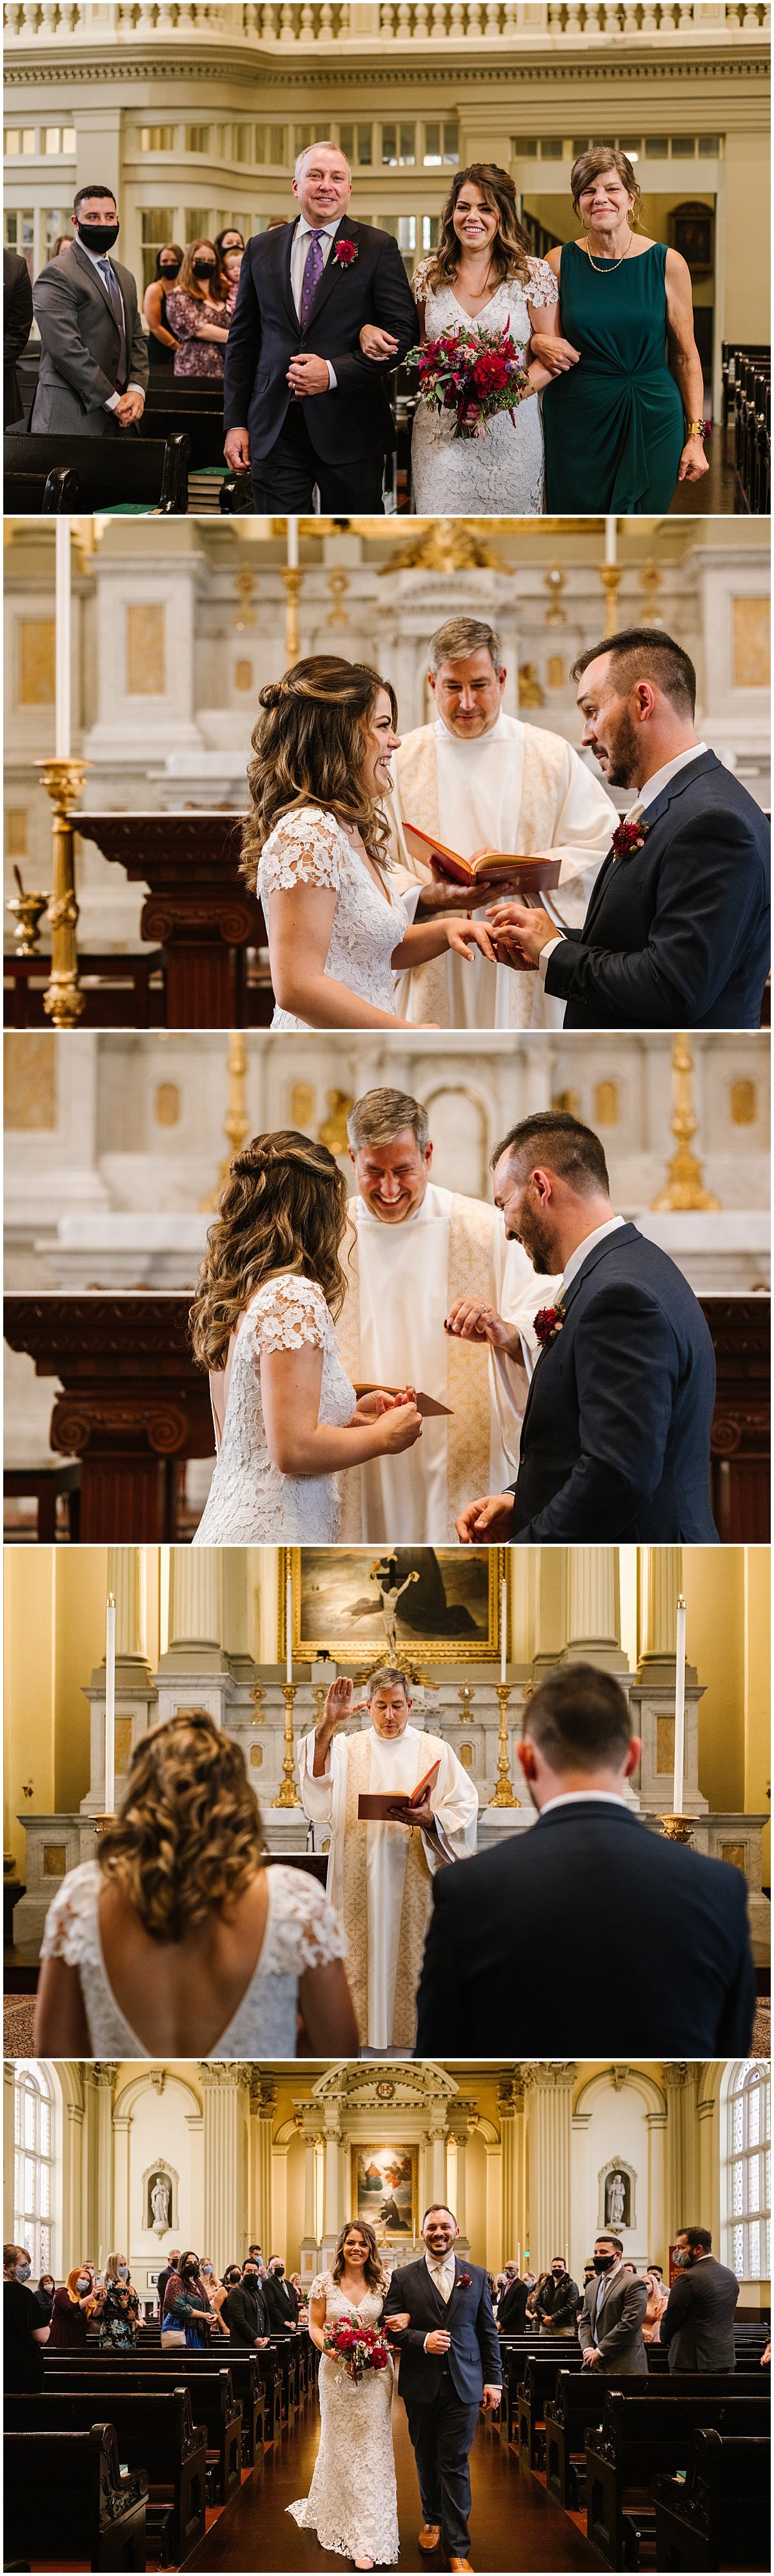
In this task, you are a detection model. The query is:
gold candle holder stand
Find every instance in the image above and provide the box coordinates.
[281,566,303,661]
[488,1684,521,1808]
[600,562,622,638]
[272,1680,302,1809]
[661,1814,693,1844]
[36,756,90,1030]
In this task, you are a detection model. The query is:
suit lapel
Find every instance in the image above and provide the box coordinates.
[582,752,719,935]
[301,218,358,332]
[71,238,119,332]
[272,219,301,333]
[517,1224,640,1447]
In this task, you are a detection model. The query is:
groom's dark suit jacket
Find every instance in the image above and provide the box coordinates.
[543,750,770,1028]
[223,215,417,464]
[383,2259,501,2407]
[508,1222,718,1542]
[414,1799,757,2060]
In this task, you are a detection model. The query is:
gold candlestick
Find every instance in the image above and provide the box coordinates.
[272,1681,302,1808]
[37,756,89,1030]
[488,1684,521,1807]
[600,563,622,638]
[92,1814,116,1838]
[281,565,303,662]
[312,1683,328,1727]
[7,870,49,956]
[250,1681,266,1726]
[661,1813,693,1843]
[651,1034,720,1212]
[457,1684,475,1725]
[326,566,350,628]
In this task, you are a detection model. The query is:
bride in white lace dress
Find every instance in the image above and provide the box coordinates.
[290,2223,404,2569]
[190,1128,422,1544]
[33,1709,360,2058]
[361,164,557,515]
[244,656,496,1030]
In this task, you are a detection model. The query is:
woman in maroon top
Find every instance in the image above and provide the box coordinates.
[48,2262,101,2346]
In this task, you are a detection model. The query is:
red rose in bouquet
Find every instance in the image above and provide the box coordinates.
[406,320,531,442]
[324,2317,390,2383]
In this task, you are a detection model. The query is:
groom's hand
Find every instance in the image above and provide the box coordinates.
[445,1295,521,1357]
[424,2328,452,2355]
[287,352,332,397]
[486,900,557,965]
[481,2384,502,2413]
[457,1494,513,1544]
[224,427,250,472]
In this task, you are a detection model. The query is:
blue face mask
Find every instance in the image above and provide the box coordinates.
[117,2266,128,2281]
[17,2262,31,2282]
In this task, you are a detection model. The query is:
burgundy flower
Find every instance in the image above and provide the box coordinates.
[457,2271,471,2289]
[333,237,358,266]
[534,1305,564,1350]
[611,816,649,862]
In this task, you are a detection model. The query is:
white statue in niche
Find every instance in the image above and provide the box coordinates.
[150,2175,171,2232]
[606,2171,627,2230]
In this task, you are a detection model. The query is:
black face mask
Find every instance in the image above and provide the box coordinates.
[77,219,119,254]
[593,2253,616,2275]
[551,2266,565,2279]
[274,2264,285,2278]
[159,259,181,277]
[192,259,215,280]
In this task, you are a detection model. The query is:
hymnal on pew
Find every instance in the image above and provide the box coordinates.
[357,1758,441,1822]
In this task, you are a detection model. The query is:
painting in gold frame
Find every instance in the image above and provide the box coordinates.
[351,2142,419,2243]
[281,1547,505,1668]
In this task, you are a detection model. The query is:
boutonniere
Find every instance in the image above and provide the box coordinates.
[534,1304,564,1350]
[457,2272,471,2290]
[611,815,649,861]
[333,238,358,267]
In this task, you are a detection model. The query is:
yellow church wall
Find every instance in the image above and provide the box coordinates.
[744,1549,771,1882]
[54,1549,110,1818]
[682,1551,748,1816]
[722,128,770,344]
[3,1550,55,1876]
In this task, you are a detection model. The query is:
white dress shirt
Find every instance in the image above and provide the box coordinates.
[559,1213,626,1295]
[539,742,710,978]
[75,238,144,411]
[290,216,341,388]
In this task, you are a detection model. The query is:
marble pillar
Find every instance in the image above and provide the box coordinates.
[525,2066,575,2270]
[201,2067,248,2274]
[108,1548,145,1664]
[640,1549,683,1676]
[155,1548,230,1723]
[83,1546,155,1811]
[250,2083,275,2256]
[84,2063,117,2271]
[645,2109,668,2273]
[64,2098,85,2280]
[697,2092,717,2238]
[564,1551,628,1671]
[664,2065,700,2248]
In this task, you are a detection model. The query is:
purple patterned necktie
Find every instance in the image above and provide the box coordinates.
[299,228,324,328]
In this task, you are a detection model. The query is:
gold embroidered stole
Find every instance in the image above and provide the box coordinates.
[392,723,571,1028]
[341,1731,434,2050]
[337,1199,495,1540]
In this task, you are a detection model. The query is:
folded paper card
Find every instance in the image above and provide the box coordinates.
[354,1382,452,1418]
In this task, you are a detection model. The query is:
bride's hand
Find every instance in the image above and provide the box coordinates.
[386,2312,411,2332]
[359,323,400,361]
[445,918,497,965]
[351,1389,402,1422]
[378,1399,423,1454]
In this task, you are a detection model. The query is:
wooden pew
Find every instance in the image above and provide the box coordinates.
[3,2423,148,2569]
[513,2346,584,2468]
[585,2390,770,2570]
[6,2384,206,2565]
[44,2341,274,2466]
[546,2369,757,2515]
[653,2427,771,2572]
[43,2360,241,2508]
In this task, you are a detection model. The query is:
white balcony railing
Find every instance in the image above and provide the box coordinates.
[3,3,771,49]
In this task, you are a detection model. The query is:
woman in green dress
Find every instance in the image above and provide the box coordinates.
[536,147,710,514]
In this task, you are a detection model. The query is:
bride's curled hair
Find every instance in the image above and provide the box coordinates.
[96,1708,266,1944]
[241,654,398,892]
[332,2219,386,2294]
[430,161,533,292]
[189,1126,350,1373]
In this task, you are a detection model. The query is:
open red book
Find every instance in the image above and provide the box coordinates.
[357,1757,441,1822]
[402,819,563,898]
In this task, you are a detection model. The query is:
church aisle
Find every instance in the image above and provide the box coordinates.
[186,2385,595,2573]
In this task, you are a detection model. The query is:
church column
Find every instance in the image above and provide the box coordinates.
[63,2098,84,2277]
[646,2109,668,2274]
[3,2067,15,2243]
[83,2063,117,2269]
[112,2110,131,2268]
[565,1551,627,1669]
[84,1547,154,1810]
[429,2112,448,2215]
[524,2067,575,2270]
[640,1550,682,1670]
[300,2119,319,2272]
[108,1548,144,1662]
[201,2067,248,2273]
[321,2110,344,2265]
[664,2065,699,2248]
[499,2079,522,2265]
[250,2082,276,2254]
[167,1552,224,1662]
[697,2087,717,2237]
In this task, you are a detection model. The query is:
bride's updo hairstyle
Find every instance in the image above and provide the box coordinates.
[430,162,533,293]
[96,1709,266,1943]
[189,1126,350,1372]
[332,2219,386,2294]
[242,654,398,890]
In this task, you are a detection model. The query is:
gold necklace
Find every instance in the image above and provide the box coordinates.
[584,227,634,277]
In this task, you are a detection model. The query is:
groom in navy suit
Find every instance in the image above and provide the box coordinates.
[223,141,416,511]
[455,1110,719,1544]
[486,627,770,1028]
[384,2205,501,2572]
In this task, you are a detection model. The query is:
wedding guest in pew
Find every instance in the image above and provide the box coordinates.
[264,2257,301,2332]
[3,247,34,424]
[32,2270,56,2328]
[156,2248,181,2317]
[533,2255,581,2339]
[224,2256,271,2350]
[4,2242,49,2390]
[48,2261,103,2348]
[34,1707,359,2058]
[642,2270,670,2344]
[164,238,230,381]
[661,2228,740,2372]
[198,2253,230,2335]
[162,2250,215,2350]
[97,2251,141,2352]
[497,2268,530,2336]
[142,243,183,375]
[30,184,148,436]
[579,2236,648,2374]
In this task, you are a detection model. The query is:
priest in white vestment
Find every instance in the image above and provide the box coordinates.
[389,613,617,1031]
[337,1086,561,1544]
[298,1669,477,2050]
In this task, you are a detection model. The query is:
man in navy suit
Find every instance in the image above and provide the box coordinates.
[486,627,769,1028]
[384,2204,501,2572]
[454,1110,719,1544]
[415,1667,757,2058]
[223,141,416,511]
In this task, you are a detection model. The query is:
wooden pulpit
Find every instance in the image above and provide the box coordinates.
[705,1296,771,1542]
[79,811,263,1028]
[4,1293,213,1540]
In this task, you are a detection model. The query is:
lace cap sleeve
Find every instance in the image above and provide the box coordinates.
[268,1865,348,1974]
[39,1861,100,1965]
[259,807,346,898]
[411,257,434,306]
[309,2272,331,2303]
[526,255,559,310]
[242,1274,330,1358]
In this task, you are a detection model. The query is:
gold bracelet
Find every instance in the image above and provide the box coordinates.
[685,419,707,439]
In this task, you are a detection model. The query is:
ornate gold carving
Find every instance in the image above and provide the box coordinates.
[326,567,350,627]
[730,1078,757,1125]
[250,1742,263,1768]
[234,658,253,692]
[657,1713,675,1773]
[544,565,566,625]
[319,1088,353,1155]
[378,517,503,572]
[272,1682,302,1809]
[290,1082,315,1128]
[593,1078,619,1126]
[37,756,89,1032]
[546,654,565,690]
[281,565,303,661]
[518,659,544,707]
[459,1742,473,1767]
[489,1685,521,1809]
[7,867,49,956]
[721,1842,745,1871]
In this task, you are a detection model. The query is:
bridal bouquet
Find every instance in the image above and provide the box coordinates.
[406,323,531,441]
[323,2319,390,2383]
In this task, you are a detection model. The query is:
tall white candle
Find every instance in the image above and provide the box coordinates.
[286,515,299,569]
[104,1593,115,1815]
[604,515,617,566]
[501,1578,507,1684]
[55,519,72,760]
[673,1595,686,1814]
[286,1571,293,1686]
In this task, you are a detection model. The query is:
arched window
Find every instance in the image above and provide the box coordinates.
[14,2061,55,2277]
[724,2060,771,2280]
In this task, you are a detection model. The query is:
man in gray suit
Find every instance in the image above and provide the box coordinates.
[579,2234,648,2375]
[31,183,148,437]
[660,2227,739,2372]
